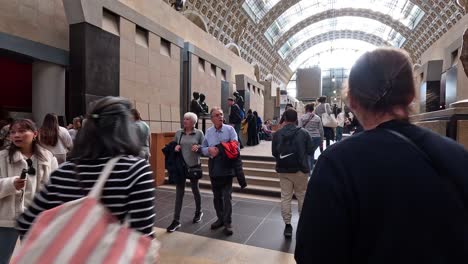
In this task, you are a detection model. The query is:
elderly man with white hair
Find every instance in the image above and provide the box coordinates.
[166,112,205,233]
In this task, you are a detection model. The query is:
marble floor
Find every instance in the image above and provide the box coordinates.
[155,188,300,254]
[155,227,295,264]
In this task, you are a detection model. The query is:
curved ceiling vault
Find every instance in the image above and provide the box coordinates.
[257,0,431,33]
[248,0,465,65]
[273,8,412,50]
[284,30,390,64]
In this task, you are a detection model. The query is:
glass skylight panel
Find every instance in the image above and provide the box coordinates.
[265,0,424,44]
[288,39,377,71]
[277,16,405,58]
[242,0,281,23]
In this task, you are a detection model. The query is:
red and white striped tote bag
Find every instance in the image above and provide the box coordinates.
[12,157,160,264]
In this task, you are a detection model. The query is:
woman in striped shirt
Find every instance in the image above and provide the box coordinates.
[17,97,156,238]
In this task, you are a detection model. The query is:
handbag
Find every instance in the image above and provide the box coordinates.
[12,157,160,264]
[186,164,203,179]
[178,132,203,180]
[321,112,338,128]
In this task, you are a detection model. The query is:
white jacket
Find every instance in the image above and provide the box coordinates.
[0,146,58,227]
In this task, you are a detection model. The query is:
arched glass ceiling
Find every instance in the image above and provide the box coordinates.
[242,0,281,23]
[289,39,377,71]
[278,16,405,58]
[264,0,424,45]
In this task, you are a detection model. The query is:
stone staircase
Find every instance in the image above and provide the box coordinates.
[165,155,281,197]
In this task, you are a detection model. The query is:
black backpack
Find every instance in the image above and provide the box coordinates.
[276,128,301,172]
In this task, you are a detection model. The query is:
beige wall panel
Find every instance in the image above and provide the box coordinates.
[149,103,161,121]
[148,32,161,51]
[121,38,136,62]
[120,17,136,41]
[120,59,136,82]
[161,122,172,132]
[150,121,162,133]
[120,78,136,100]
[414,120,448,136]
[135,63,150,85]
[171,105,180,122]
[118,0,255,82]
[160,104,171,121]
[0,0,68,49]
[136,101,150,120]
[172,122,181,132]
[457,120,468,149]
[135,45,149,66]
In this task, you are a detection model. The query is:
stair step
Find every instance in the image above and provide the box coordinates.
[200,164,277,178]
[199,173,280,188]
[198,179,281,198]
[201,157,277,169]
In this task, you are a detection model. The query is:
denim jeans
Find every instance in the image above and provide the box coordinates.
[0,227,19,264]
[173,178,201,222]
[308,137,322,175]
[336,126,343,141]
[233,123,243,147]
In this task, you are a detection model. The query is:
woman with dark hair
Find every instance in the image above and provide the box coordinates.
[17,97,157,238]
[67,116,82,141]
[0,119,57,263]
[296,48,468,263]
[315,96,335,150]
[39,113,73,164]
[246,109,259,146]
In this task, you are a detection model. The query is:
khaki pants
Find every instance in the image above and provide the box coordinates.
[279,171,308,224]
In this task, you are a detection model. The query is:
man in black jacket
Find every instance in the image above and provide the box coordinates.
[272,108,313,238]
[227,98,243,148]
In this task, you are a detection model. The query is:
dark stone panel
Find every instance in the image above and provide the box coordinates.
[232,200,275,218]
[245,219,296,253]
[194,214,264,244]
[266,205,300,224]
[155,208,217,234]
[67,22,119,118]
[426,81,441,112]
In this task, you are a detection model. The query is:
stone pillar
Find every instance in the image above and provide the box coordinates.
[68,22,120,120]
[32,62,66,124]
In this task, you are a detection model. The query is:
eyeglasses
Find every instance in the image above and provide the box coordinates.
[212,113,224,118]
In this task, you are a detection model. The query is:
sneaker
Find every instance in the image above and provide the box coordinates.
[166,220,181,233]
[284,224,293,238]
[193,211,204,223]
[210,219,224,230]
[223,224,233,236]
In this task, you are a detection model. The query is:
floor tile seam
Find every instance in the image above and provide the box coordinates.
[243,206,276,245]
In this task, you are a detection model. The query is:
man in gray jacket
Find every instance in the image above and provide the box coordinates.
[272,108,314,239]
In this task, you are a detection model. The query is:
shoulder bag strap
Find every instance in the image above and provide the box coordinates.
[382,128,467,210]
[88,156,121,199]
[302,114,315,128]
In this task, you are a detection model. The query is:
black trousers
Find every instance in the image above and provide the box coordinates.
[210,176,233,225]
[174,178,201,221]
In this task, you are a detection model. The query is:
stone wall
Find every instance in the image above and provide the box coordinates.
[118,0,256,84]
[0,0,68,50]
[118,18,182,133]
[419,14,468,104]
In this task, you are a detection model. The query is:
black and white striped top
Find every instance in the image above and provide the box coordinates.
[16,156,156,237]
